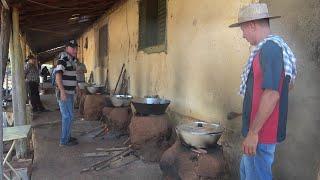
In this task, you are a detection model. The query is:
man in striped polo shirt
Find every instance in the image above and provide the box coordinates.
[55,40,79,146]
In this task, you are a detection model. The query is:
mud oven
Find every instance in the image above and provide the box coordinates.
[160,121,227,179]
[103,96,227,179]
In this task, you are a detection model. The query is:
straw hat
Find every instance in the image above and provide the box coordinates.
[229,3,280,28]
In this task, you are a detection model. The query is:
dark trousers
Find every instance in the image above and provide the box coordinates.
[27,81,44,111]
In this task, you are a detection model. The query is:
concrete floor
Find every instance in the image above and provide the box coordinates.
[30,93,163,180]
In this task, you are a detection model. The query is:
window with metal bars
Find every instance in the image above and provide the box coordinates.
[138,0,167,53]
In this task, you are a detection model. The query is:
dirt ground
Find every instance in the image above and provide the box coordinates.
[30,90,163,180]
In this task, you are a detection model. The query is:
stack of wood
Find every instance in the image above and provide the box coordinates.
[81,145,138,173]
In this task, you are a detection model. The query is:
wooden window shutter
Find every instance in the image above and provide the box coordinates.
[98,24,108,67]
[138,0,147,49]
[157,0,166,45]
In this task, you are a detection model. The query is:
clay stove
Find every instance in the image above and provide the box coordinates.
[102,95,133,133]
[128,98,173,162]
[103,106,132,133]
[160,121,227,179]
[83,94,109,121]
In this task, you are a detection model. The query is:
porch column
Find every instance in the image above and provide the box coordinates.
[0,5,11,179]
[11,6,28,158]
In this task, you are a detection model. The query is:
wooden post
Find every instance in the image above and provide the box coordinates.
[11,7,28,158]
[0,6,11,180]
[20,34,26,61]
[24,34,27,60]
[0,7,11,86]
[1,0,9,10]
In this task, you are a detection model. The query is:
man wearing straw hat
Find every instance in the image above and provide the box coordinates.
[229,3,297,180]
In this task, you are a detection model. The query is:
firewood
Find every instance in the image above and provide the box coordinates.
[93,126,108,138]
[96,147,128,152]
[81,148,131,173]
[95,149,134,171]
[123,137,130,145]
[78,124,105,136]
[82,152,110,158]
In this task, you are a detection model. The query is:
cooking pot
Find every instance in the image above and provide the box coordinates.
[131,98,170,115]
[176,121,224,149]
[86,85,105,94]
[78,82,88,90]
[110,95,133,107]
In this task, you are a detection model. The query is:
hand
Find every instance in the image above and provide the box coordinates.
[60,91,67,101]
[242,130,259,156]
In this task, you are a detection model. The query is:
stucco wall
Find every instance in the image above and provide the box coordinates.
[77,0,320,179]
[77,0,255,178]
[78,28,98,82]
[79,0,256,119]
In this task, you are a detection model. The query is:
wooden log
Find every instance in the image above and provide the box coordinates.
[94,149,133,171]
[93,126,108,138]
[94,157,120,171]
[80,148,131,173]
[0,7,11,85]
[123,137,130,145]
[96,147,128,152]
[105,155,138,171]
[85,125,105,134]
[28,27,68,36]
[0,6,11,180]
[1,0,9,9]
[11,7,28,159]
[82,152,110,158]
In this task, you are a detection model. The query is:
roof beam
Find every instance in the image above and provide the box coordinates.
[25,0,113,10]
[15,0,119,52]
[20,1,112,15]
[21,18,95,29]
[27,27,68,36]
[1,0,9,9]
[20,8,107,19]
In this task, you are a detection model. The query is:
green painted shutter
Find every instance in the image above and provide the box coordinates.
[157,0,166,45]
[138,0,147,49]
[138,0,166,51]
[98,24,108,67]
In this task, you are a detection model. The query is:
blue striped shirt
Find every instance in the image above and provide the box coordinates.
[55,52,77,94]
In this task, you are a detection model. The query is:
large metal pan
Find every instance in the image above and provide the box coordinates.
[86,85,105,94]
[110,95,133,107]
[176,121,224,149]
[131,98,170,115]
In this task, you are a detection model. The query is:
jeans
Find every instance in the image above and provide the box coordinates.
[240,143,276,180]
[58,94,74,144]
